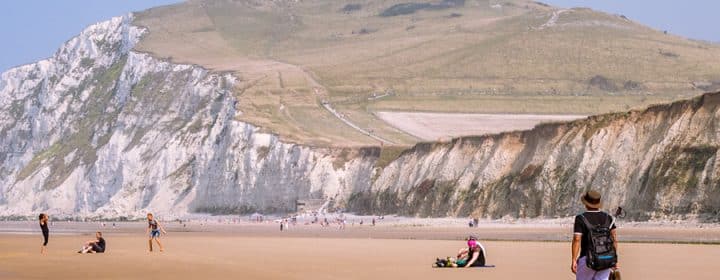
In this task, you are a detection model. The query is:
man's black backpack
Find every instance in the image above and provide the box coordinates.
[579,213,618,270]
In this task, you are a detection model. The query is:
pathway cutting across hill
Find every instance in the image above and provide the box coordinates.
[319,93,397,145]
[538,9,569,29]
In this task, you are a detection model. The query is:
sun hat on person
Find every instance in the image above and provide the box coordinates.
[581,190,603,208]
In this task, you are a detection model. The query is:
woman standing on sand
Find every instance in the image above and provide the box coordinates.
[39,213,49,254]
[146,213,167,252]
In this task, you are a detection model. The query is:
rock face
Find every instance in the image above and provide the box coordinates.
[1,15,719,221]
[350,93,720,222]
[0,16,376,219]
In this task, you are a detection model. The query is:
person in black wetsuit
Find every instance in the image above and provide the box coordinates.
[79,232,106,254]
[39,213,49,254]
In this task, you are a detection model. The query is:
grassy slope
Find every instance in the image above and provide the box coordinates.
[133,0,720,146]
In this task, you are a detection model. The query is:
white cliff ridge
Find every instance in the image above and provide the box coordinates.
[2,15,719,222]
[0,15,375,219]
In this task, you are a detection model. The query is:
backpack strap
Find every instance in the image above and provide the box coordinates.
[578,214,594,230]
[580,212,616,230]
[606,213,615,229]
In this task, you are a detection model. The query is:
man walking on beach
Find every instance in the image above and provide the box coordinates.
[571,190,619,280]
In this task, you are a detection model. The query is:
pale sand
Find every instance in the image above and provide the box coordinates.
[2,223,719,279]
[376,111,586,140]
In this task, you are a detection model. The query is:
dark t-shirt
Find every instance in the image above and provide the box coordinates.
[93,237,106,253]
[573,211,616,258]
[469,245,486,266]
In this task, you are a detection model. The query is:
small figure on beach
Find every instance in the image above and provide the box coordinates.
[78,231,106,254]
[456,235,486,267]
[39,213,49,254]
[434,235,486,268]
[571,190,620,280]
[146,213,167,252]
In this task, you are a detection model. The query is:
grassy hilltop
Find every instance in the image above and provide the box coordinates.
[134,0,720,146]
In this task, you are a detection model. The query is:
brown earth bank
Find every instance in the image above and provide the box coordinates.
[2,224,720,280]
[351,91,720,221]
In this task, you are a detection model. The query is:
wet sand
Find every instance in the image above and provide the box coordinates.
[1,223,719,279]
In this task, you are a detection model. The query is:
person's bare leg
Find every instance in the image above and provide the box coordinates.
[40,245,46,254]
[155,238,164,252]
[148,239,153,252]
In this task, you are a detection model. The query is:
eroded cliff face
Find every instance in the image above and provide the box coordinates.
[2,15,719,221]
[348,93,720,221]
[0,16,376,219]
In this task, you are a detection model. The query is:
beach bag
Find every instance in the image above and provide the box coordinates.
[579,214,617,270]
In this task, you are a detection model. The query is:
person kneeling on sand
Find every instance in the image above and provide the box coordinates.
[455,235,486,267]
[78,232,106,254]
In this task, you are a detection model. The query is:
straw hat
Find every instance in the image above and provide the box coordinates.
[581,190,603,208]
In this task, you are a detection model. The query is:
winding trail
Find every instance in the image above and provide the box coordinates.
[318,90,396,145]
[538,9,568,29]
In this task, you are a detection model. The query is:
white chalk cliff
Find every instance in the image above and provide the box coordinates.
[1,15,718,221]
[0,16,375,219]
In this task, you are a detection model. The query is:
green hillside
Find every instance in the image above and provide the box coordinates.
[133,0,720,146]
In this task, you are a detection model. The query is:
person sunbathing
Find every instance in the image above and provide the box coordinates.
[78,232,106,254]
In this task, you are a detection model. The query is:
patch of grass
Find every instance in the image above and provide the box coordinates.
[16,143,63,180]
[375,146,408,169]
[634,145,718,218]
[588,75,618,91]
[80,58,94,68]
[17,57,128,189]
[341,4,362,13]
[257,146,271,160]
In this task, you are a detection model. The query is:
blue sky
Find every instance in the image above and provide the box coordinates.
[543,0,719,43]
[1,0,718,72]
[0,0,180,71]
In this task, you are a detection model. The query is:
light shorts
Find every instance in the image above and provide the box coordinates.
[576,256,612,280]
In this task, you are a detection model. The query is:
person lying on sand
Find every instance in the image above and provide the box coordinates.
[78,232,106,254]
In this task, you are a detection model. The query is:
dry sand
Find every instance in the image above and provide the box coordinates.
[376,111,586,140]
[2,222,719,279]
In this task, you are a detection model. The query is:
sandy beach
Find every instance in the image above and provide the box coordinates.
[2,221,719,279]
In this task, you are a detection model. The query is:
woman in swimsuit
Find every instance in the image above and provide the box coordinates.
[146,213,167,252]
[39,213,49,254]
